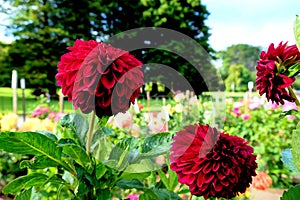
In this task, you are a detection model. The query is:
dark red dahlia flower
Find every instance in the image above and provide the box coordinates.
[56,39,144,118]
[256,42,300,104]
[170,124,257,199]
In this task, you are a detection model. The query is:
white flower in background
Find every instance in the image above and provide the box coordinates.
[233,101,244,109]
[130,123,141,137]
[158,107,170,121]
[113,111,132,129]
[188,95,199,106]
[174,104,184,113]
[174,93,185,103]
[203,110,212,122]
[148,117,167,133]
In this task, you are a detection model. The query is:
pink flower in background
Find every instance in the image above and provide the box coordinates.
[241,114,250,121]
[282,100,298,112]
[125,194,138,200]
[54,112,66,122]
[233,107,242,116]
[32,107,50,118]
[249,97,263,110]
[264,101,280,110]
[282,100,298,120]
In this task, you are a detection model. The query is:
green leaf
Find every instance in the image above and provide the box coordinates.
[292,123,300,171]
[141,132,173,153]
[153,188,181,200]
[96,189,112,200]
[281,184,300,200]
[139,189,159,200]
[287,62,300,77]
[2,173,48,194]
[115,179,146,190]
[168,169,179,191]
[281,149,299,172]
[280,110,299,118]
[20,155,59,169]
[14,187,40,200]
[59,143,93,174]
[120,171,151,180]
[157,169,170,190]
[294,15,300,52]
[59,114,89,147]
[125,159,159,173]
[0,132,75,174]
[96,162,107,180]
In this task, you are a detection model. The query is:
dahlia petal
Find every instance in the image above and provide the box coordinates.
[101,74,116,89]
[212,162,220,172]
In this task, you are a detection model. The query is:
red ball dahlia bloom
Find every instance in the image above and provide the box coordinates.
[170,124,257,199]
[256,42,300,104]
[56,39,144,118]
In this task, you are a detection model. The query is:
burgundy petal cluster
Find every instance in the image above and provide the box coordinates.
[56,39,144,118]
[170,124,257,199]
[256,42,300,104]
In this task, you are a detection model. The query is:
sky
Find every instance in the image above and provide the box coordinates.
[202,0,300,51]
[0,0,299,51]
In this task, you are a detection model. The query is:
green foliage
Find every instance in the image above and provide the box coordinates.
[281,184,300,200]
[224,102,297,188]
[294,15,300,52]
[224,64,253,91]
[0,112,178,199]
[292,122,300,171]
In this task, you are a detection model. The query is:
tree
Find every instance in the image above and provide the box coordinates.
[0,0,217,95]
[224,64,252,92]
[218,44,261,81]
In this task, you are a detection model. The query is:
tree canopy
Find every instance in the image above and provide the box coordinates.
[0,0,217,95]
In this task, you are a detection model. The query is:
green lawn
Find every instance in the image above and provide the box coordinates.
[0,87,73,115]
[0,87,258,115]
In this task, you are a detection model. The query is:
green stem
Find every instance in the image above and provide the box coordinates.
[188,193,193,200]
[288,86,300,108]
[86,111,96,156]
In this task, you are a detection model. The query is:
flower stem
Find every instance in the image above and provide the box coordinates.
[188,193,193,200]
[288,86,300,107]
[86,110,96,156]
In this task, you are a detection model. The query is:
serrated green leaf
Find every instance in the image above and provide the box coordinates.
[115,179,146,190]
[281,184,300,200]
[292,123,300,171]
[0,132,75,174]
[20,155,59,169]
[294,15,300,52]
[60,143,93,174]
[141,132,172,153]
[58,113,89,147]
[281,149,299,172]
[2,173,48,194]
